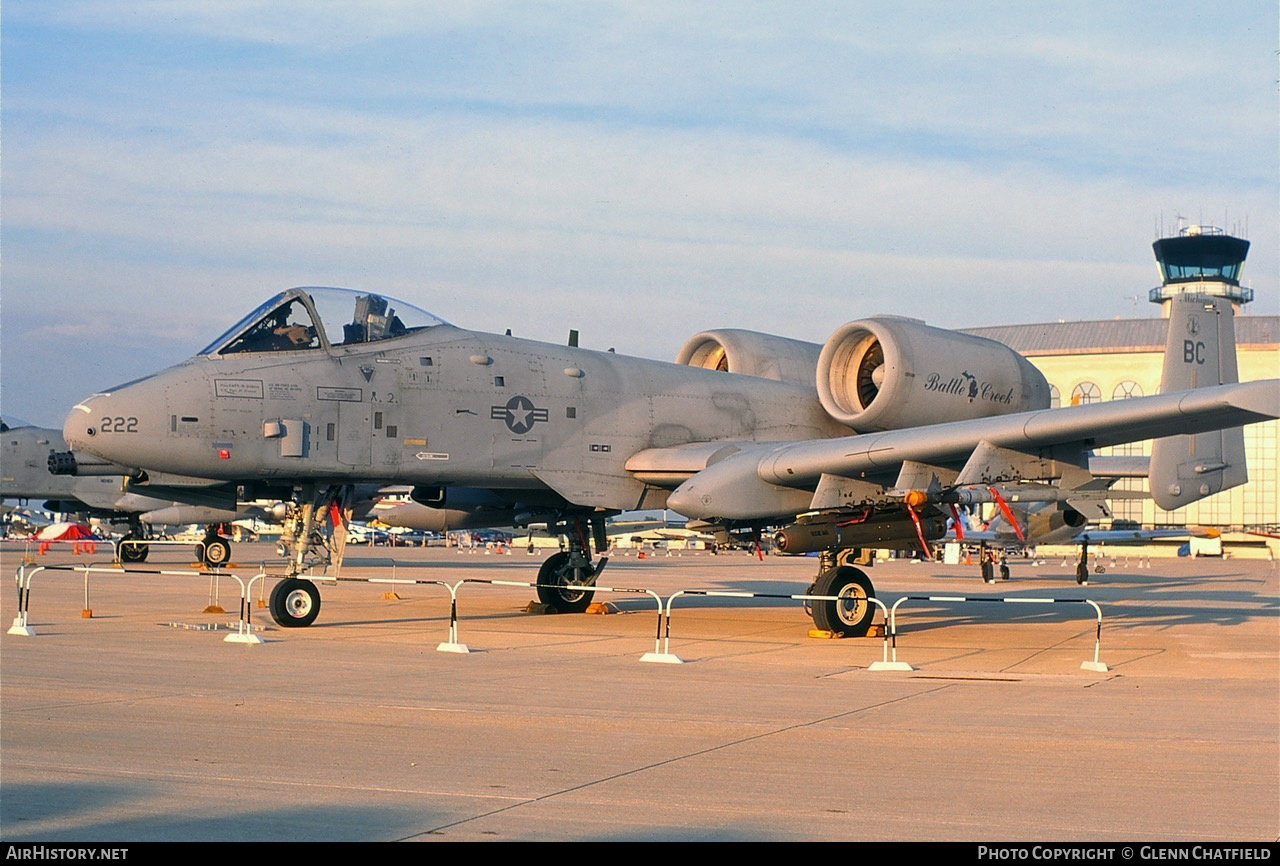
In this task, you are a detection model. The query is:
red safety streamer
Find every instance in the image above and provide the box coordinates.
[906,505,933,561]
[987,487,1025,542]
[948,504,965,540]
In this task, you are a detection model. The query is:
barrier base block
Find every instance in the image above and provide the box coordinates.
[1080,660,1109,673]
[8,620,36,637]
[437,641,470,654]
[225,632,265,645]
[868,661,914,672]
[639,652,684,664]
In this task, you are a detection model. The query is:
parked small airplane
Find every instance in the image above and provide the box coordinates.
[57,288,1277,633]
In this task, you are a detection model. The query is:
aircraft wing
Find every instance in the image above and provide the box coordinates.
[947,526,1198,545]
[666,378,1278,522]
[1072,528,1199,543]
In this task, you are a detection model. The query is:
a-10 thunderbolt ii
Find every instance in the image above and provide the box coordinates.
[2,416,287,563]
[57,287,1278,634]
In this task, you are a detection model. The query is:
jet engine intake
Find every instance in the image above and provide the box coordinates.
[816,318,1051,431]
[675,329,822,386]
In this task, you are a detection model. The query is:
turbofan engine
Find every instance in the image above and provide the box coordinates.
[816,317,1050,431]
[676,329,822,386]
[1021,504,1088,541]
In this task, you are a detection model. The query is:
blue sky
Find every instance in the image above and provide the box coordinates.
[3,1,1276,427]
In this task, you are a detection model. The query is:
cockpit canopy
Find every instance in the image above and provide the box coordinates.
[200,287,448,356]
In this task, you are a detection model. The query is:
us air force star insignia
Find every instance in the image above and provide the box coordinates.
[491,395,549,434]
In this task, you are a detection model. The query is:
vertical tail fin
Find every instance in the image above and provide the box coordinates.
[1149,295,1247,510]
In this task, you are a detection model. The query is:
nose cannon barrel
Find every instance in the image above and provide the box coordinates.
[48,449,138,477]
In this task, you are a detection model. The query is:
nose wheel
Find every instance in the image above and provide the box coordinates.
[269,577,322,627]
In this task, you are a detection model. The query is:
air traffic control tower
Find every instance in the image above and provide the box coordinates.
[1150,224,1252,315]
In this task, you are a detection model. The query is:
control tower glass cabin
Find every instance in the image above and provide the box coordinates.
[1150,224,1251,314]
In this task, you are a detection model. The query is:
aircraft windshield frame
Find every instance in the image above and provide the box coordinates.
[200,287,449,356]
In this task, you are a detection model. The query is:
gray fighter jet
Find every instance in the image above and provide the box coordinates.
[58,288,1278,633]
[2,417,285,563]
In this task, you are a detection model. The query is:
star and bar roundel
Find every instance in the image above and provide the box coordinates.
[491,395,550,434]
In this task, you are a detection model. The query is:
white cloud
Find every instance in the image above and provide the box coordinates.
[4,0,1276,425]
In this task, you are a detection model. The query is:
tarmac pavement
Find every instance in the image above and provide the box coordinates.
[1,541,1276,841]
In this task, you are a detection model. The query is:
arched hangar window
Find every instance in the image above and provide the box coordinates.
[1070,382,1101,406]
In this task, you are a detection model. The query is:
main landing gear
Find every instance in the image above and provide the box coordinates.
[978,542,1010,584]
[1075,538,1105,585]
[198,524,232,567]
[119,517,151,564]
[808,550,877,637]
[535,517,610,614]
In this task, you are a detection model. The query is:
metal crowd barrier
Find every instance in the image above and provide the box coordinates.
[9,561,1107,672]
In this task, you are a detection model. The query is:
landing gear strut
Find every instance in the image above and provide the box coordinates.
[809,549,877,637]
[266,484,351,628]
[536,517,609,613]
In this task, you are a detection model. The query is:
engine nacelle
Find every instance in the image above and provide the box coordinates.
[675,329,822,386]
[817,317,1050,431]
[1019,504,1088,543]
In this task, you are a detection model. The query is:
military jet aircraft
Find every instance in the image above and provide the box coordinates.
[944,500,1202,584]
[58,287,1277,634]
[2,416,286,563]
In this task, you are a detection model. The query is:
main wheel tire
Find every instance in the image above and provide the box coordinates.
[201,536,231,567]
[1076,564,1089,585]
[981,560,994,583]
[811,566,876,637]
[120,535,149,563]
[536,551,596,613]
[269,578,321,627]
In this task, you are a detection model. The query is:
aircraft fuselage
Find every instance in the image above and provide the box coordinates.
[64,325,847,512]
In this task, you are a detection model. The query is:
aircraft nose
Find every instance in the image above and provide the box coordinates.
[63,398,103,452]
[62,374,161,467]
